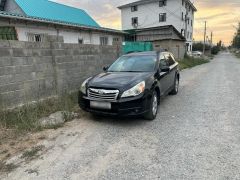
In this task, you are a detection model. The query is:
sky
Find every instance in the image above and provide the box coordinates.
[53,0,240,45]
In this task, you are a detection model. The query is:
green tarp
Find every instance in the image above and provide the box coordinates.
[0,27,18,40]
[122,41,153,54]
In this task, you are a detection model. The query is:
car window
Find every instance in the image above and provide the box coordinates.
[159,54,169,69]
[108,55,157,72]
[165,53,175,66]
[170,54,176,62]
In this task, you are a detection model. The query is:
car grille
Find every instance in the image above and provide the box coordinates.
[88,88,119,101]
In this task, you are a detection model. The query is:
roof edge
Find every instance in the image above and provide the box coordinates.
[124,25,186,41]
[0,11,126,34]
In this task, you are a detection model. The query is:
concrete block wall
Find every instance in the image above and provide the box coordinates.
[0,36,121,108]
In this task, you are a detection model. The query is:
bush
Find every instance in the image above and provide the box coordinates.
[193,42,211,51]
[211,46,220,55]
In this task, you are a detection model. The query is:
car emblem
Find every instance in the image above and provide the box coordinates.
[98,90,105,95]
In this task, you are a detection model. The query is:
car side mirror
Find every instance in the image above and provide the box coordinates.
[155,69,161,78]
[161,67,170,72]
[103,66,109,71]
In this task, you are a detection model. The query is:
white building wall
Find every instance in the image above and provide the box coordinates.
[16,26,57,41]
[121,0,182,30]
[14,25,119,45]
[120,0,195,51]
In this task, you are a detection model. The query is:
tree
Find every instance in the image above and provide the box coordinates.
[192,42,211,51]
[232,23,240,48]
[211,46,220,55]
[217,40,222,48]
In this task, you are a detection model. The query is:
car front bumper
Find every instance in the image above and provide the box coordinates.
[78,91,152,116]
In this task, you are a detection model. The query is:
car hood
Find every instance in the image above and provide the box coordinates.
[88,72,153,91]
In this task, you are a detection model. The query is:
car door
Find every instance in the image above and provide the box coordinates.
[164,53,177,89]
[158,54,170,95]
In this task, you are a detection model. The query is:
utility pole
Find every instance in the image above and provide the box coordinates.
[203,21,207,55]
[210,31,213,47]
[185,12,189,52]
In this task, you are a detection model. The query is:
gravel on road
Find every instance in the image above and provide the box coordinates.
[3,52,240,180]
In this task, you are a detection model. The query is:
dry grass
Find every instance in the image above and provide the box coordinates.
[235,52,240,58]
[0,92,78,132]
[21,145,45,161]
[178,56,210,70]
[0,92,80,170]
[0,162,19,174]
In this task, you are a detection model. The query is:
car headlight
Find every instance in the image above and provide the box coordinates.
[121,81,145,98]
[80,77,92,94]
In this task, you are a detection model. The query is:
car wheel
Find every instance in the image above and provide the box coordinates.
[170,76,179,95]
[144,91,159,120]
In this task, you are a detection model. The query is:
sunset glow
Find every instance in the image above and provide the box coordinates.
[54,0,240,45]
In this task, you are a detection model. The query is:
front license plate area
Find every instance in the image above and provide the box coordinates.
[90,101,111,110]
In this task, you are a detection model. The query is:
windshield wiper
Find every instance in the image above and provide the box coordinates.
[108,71,148,73]
[121,71,144,72]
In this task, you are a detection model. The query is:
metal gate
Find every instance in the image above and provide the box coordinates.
[122,41,153,54]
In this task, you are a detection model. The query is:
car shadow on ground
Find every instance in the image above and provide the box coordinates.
[87,113,150,127]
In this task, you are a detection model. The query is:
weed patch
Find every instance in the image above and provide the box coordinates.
[235,53,240,59]
[0,161,18,173]
[178,56,210,70]
[0,92,78,133]
[21,145,45,161]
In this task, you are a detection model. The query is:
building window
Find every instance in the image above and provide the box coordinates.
[113,37,120,45]
[181,29,185,36]
[182,12,184,21]
[28,33,44,42]
[0,27,18,40]
[191,20,193,26]
[131,5,138,12]
[132,17,138,26]
[113,37,119,42]
[159,13,166,22]
[100,37,108,45]
[182,0,184,6]
[35,34,42,42]
[78,38,83,44]
[186,43,189,51]
[159,0,167,7]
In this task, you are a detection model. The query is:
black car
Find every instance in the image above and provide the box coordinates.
[78,51,180,120]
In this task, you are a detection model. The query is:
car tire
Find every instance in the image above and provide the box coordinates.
[169,76,179,95]
[144,91,159,120]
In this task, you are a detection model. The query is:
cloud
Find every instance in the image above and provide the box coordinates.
[52,0,240,45]
[196,13,229,21]
[193,0,240,44]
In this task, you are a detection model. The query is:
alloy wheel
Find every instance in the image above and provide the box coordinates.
[152,94,158,116]
[175,78,179,92]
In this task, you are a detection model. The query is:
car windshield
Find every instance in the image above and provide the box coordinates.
[108,55,157,72]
